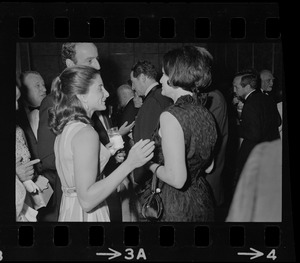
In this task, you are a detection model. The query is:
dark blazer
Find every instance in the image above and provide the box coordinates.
[91,111,110,146]
[37,94,56,171]
[37,93,62,222]
[91,111,122,222]
[237,90,281,178]
[133,84,172,184]
[118,98,139,128]
[205,89,229,206]
[116,98,139,154]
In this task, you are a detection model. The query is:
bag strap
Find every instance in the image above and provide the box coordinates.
[151,165,161,193]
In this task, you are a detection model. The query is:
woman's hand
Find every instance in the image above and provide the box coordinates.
[115,150,126,163]
[106,142,117,156]
[126,139,155,170]
[16,157,40,182]
[105,143,126,163]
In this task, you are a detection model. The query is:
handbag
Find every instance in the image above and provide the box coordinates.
[141,165,163,221]
[32,175,54,210]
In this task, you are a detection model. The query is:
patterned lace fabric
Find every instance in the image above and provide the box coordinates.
[16,126,37,221]
[150,95,217,222]
[16,125,31,163]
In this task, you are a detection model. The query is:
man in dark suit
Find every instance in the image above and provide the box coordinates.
[115,83,142,154]
[260,69,275,95]
[38,42,128,221]
[233,70,281,183]
[204,88,229,212]
[130,60,172,185]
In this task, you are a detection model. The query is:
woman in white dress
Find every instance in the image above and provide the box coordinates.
[48,65,154,222]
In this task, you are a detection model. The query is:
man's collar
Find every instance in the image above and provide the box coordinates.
[144,82,159,97]
[245,89,256,100]
[260,88,269,95]
[123,96,134,108]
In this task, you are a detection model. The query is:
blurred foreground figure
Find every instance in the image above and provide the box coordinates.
[226,139,282,222]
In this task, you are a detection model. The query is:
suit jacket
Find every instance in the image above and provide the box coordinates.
[118,98,139,128]
[205,90,229,206]
[37,93,62,221]
[91,111,110,146]
[91,111,122,222]
[116,98,139,154]
[237,90,281,177]
[133,84,172,184]
[37,94,56,171]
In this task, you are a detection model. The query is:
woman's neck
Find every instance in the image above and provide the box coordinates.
[173,88,193,103]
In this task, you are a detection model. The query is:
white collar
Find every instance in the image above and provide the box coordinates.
[145,82,159,97]
[123,96,134,108]
[245,89,255,100]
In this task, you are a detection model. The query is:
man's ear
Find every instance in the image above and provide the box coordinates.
[140,73,146,83]
[66,58,75,68]
[245,84,251,91]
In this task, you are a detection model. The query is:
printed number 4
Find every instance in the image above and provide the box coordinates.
[267,249,277,261]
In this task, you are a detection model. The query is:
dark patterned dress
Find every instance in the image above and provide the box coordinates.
[151,95,217,222]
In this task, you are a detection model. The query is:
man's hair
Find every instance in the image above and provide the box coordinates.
[260,69,273,78]
[131,60,157,80]
[117,84,134,106]
[117,84,133,96]
[20,71,42,86]
[234,69,258,90]
[61,43,78,66]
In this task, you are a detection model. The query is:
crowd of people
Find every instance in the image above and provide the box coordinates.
[15,42,283,222]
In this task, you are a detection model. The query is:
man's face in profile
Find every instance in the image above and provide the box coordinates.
[74,43,100,70]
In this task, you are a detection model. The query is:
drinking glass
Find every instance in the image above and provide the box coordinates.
[107,127,124,152]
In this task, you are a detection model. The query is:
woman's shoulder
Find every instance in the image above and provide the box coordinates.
[71,122,98,141]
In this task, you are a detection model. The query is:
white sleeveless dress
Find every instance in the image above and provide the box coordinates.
[54,121,110,222]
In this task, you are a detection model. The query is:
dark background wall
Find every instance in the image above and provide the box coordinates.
[17,42,283,101]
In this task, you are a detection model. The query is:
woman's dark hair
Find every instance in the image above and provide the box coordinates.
[48,65,100,135]
[162,46,213,98]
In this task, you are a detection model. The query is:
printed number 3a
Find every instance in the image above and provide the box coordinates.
[0,250,3,261]
[267,249,277,261]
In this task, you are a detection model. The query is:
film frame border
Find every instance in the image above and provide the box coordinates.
[0,2,295,262]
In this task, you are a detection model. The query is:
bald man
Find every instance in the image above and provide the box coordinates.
[260,70,275,95]
[116,84,142,153]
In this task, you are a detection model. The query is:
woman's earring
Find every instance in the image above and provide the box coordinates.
[84,102,89,111]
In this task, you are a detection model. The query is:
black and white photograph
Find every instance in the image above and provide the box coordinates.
[15,41,284,223]
[0,2,295,262]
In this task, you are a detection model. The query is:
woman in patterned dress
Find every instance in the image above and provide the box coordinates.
[48,65,154,222]
[146,46,217,222]
[16,85,41,221]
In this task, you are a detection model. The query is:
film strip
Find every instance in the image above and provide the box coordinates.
[0,2,295,262]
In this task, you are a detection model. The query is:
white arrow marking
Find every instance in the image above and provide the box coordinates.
[238,247,264,260]
[96,248,122,260]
